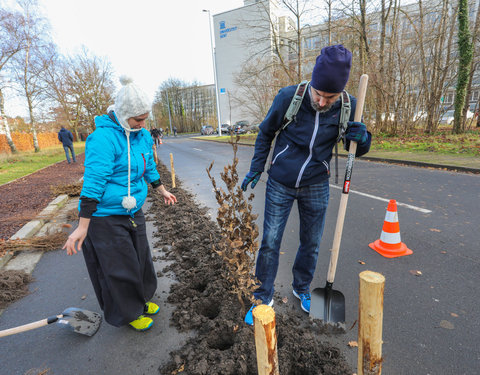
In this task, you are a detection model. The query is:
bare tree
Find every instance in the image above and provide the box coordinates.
[9,0,52,152]
[65,49,115,133]
[0,6,25,153]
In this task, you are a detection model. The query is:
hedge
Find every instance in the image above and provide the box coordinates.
[0,132,61,154]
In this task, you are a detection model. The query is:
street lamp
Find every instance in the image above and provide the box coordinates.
[203,9,222,136]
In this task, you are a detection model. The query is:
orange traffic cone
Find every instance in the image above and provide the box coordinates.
[369,199,413,258]
[159,138,163,145]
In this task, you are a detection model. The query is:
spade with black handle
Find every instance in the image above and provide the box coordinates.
[310,74,369,324]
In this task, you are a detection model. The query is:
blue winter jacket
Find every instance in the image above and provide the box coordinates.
[58,128,73,146]
[79,113,160,216]
[250,84,371,188]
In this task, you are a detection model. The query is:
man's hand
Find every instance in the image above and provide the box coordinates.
[345,121,368,144]
[241,171,261,191]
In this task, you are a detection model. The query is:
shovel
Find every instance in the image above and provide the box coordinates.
[0,307,102,338]
[310,74,369,323]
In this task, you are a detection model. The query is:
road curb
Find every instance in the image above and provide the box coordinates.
[0,194,70,271]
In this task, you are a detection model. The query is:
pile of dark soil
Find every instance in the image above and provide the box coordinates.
[0,270,33,309]
[151,163,352,375]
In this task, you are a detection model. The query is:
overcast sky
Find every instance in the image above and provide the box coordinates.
[5,0,244,116]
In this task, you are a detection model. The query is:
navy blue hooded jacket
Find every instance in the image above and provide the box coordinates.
[250,84,371,188]
[58,127,73,146]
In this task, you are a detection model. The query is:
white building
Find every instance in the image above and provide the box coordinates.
[213,0,283,125]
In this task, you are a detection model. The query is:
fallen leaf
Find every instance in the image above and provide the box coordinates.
[280,252,285,255]
[358,260,365,265]
[409,270,422,276]
[348,341,358,347]
[282,296,288,303]
[62,223,72,228]
[439,320,454,330]
[429,228,441,232]
[450,313,459,318]
[441,251,447,254]
[81,295,86,300]
[233,325,239,332]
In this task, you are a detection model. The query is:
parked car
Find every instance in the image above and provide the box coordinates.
[201,125,214,135]
[439,109,474,125]
[243,123,260,133]
[233,120,250,134]
[220,123,231,134]
[413,111,427,121]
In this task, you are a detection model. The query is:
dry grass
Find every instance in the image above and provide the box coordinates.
[51,182,83,197]
[0,232,68,257]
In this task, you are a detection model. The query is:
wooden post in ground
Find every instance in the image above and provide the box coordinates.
[153,144,158,163]
[169,153,176,188]
[358,270,385,375]
[253,305,279,375]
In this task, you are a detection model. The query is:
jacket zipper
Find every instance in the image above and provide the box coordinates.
[141,154,146,177]
[272,145,289,165]
[295,111,319,188]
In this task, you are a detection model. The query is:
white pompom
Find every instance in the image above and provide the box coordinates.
[119,75,133,86]
[122,196,137,210]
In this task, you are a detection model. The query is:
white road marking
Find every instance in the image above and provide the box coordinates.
[193,148,203,151]
[329,184,432,213]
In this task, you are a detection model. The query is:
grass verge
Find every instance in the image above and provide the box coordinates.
[0,142,85,185]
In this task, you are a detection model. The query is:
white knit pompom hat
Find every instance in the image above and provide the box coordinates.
[113,76,152,212]
[114,76,152,131]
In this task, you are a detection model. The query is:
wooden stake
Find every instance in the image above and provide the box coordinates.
[169,153,176,188]
[358,271,385,375]
[253,305,279,375]
[153,144,158,164]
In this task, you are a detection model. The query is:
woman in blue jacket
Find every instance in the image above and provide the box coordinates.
[63,77,176,331]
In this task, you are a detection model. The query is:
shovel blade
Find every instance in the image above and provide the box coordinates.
[58,308,102,337]
[310,287,345,323]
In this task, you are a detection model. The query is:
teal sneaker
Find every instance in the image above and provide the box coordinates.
[244,299,274,326]
[293,290,311,313]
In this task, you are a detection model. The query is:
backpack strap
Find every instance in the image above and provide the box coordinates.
[282,80,309,130]
[334,90,351,184]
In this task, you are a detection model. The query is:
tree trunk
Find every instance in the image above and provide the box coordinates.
[0,89,18,153]
[453,0,473,134]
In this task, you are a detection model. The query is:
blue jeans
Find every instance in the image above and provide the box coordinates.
[254,177,330,303]
[63,144,76,163]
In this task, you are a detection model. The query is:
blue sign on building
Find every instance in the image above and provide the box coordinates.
[219,21,237,39]
[220,88,226,94]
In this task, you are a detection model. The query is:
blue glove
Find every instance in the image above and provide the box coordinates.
[345,121,368,144]
[241,171,261,191]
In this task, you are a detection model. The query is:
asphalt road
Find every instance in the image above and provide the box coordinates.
[156,136,480,375]
[0,134,478,375]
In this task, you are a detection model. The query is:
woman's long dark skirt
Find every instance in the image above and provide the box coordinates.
[81,210,157,327]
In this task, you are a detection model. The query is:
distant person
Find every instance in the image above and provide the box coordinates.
[150,127,161,146]
[173,125,177,136]
[63,77,177,332]
[58,126,76,163]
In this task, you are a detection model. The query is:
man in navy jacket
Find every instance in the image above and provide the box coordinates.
[241,45,371,325]
[58,126,76,163]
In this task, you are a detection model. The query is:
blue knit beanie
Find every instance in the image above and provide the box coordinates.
[311,45,352,93]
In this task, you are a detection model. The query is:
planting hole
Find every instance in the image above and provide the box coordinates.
[207,330,234,351]
[198,299,220,319]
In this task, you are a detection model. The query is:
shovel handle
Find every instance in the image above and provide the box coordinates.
[0,315,61,338]
[327,74,369,283]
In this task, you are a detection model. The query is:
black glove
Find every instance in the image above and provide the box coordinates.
[345,121,368,144]
[241,171,261,191]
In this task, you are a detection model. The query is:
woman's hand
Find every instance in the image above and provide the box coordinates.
[157,185,177,205]
[62,218,90,255]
